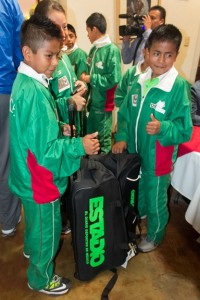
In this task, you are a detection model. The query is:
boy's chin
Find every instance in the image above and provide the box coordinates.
[46,70,56,78]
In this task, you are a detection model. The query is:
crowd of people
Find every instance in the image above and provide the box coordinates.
[0,0,197,297]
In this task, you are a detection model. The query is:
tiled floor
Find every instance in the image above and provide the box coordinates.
[1,192,200,300]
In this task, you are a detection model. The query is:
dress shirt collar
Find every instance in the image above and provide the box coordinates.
[18,61,50,88]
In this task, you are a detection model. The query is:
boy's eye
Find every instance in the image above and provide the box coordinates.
[153,52,159,57]
[166,53,172,58]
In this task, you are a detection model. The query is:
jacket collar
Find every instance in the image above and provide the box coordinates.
[63,42,78,55]
[138,66,178,92]
[93,34,111,48]
[18,61,50,88]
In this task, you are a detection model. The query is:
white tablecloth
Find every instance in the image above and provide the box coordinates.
[171,151,200,233]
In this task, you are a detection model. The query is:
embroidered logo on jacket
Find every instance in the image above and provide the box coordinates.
[58,76,70,92]
[132,94,138,107]
[150,100,166,114]
[95,61,103,69]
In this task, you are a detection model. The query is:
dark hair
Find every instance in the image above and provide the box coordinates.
[20,14,62,53]
[86,13,107,34]
[147,24,182,52]
[34,0,65,17]
[149,5,166,23]
[67,24,77,37]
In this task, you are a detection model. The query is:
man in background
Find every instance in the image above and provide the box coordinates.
[121,5,166,65]
[0,0,24,237]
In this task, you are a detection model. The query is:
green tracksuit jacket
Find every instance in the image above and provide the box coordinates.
[67,46,88,79]
[50,52,77,124]
[9,62,85,203]
[115,66,192,243]
[114,61,146,107]
[85,35,122,152]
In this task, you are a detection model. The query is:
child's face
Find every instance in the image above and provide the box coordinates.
[24,39,61,78]
[65,30,76,50]
[148,41,178,78]
[86,26,98,44]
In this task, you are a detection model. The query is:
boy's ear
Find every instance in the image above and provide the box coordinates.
[92,26,97,33]
[22,46,33,61]
[146,48,150,55]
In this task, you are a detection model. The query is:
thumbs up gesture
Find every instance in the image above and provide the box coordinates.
[146,113,161,135]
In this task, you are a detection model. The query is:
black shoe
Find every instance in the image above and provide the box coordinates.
[61,225,71,235]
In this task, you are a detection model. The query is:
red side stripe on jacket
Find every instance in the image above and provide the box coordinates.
[105,85,117,112]
[155,140,174,176]
[27,150,60,204]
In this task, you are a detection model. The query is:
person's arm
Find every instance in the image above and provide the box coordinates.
[121,36,137,64]
[75,49,88,80]
[191,81,200,125]
[21,88,99,177]
[114,93,130,145]
[157,79,193,146]
[90,46,122,90]
[12,1,24,69]
[114,67,136,107]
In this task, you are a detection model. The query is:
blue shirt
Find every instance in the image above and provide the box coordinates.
[0,0,24,94]
[121,28,151,65]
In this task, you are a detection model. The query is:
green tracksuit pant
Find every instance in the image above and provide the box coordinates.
[138,170,171,244]
[22,198,61,290]
[86,108,112,154]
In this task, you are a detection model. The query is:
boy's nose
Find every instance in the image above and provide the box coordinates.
[158,54,165,63]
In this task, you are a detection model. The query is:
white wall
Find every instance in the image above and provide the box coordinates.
[65,0,116,54]
[18,0,200,83]
[18,0,35,18]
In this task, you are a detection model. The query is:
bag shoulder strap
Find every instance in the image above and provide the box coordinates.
[101,268,118,300]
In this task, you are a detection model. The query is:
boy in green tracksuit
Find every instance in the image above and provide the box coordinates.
[112,24,192,252]
[65,23,88,80]
[9,15,99,296]
[64,23,88,136]
[81,13,122,153]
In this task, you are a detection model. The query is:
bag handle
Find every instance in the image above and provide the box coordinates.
[126,175,141,182]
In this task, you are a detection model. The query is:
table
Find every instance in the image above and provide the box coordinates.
[171,126,200,233]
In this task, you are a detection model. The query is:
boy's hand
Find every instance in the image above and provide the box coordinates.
[62,124,76,137]
[74,80,87,96]
[112,141,127,154]
[146,114,160,135]
[80,72,90,83]
[82,132,100,155]
[72,94,86,111]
